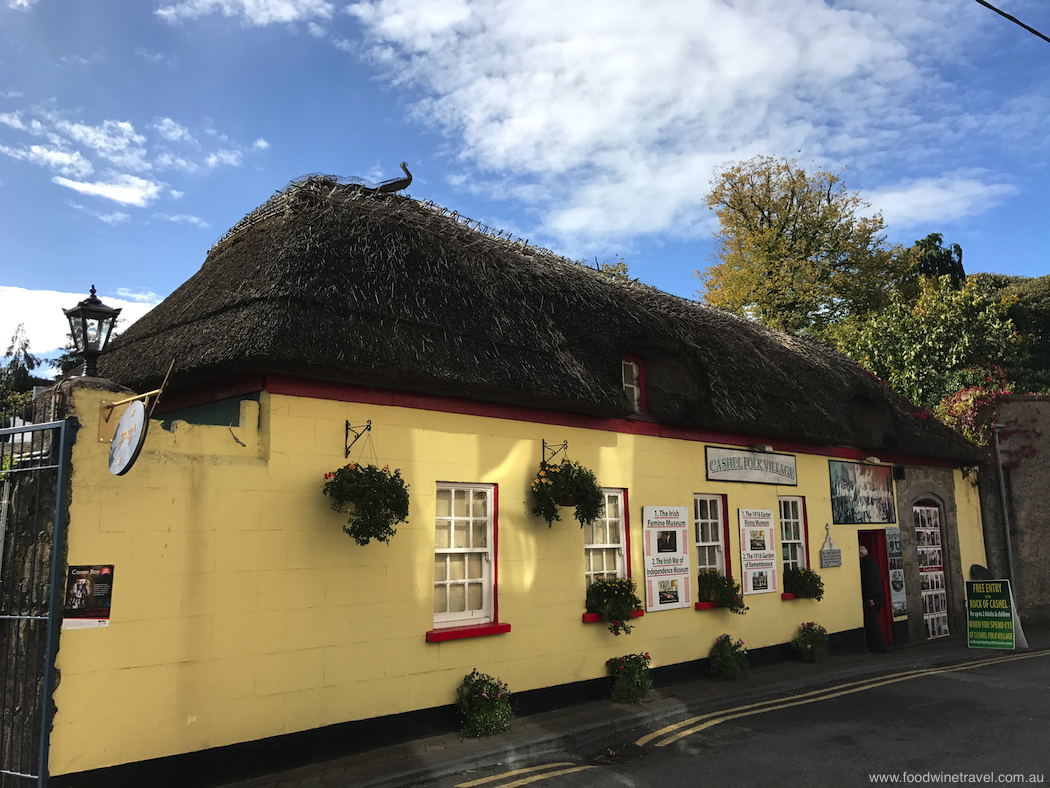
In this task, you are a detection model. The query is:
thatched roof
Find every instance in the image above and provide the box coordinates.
[100,176,980,464]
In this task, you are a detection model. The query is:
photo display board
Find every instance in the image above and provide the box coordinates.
[62,564,115,630]
[739,509,777,595]
[642,506,692,612]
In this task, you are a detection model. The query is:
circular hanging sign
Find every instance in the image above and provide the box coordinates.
[108,400,149,476]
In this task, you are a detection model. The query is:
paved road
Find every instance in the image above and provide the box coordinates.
[426,651,1050,788]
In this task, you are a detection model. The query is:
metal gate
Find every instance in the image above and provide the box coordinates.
[0,409,76,788]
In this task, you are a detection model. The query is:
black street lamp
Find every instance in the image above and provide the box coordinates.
[63,285,122,377]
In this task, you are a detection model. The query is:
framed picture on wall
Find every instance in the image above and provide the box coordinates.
[829,460,897,524]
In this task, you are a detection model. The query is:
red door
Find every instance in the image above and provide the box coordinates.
[858,530,893,648]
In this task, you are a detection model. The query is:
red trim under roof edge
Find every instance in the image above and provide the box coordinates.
[157,371,962,469]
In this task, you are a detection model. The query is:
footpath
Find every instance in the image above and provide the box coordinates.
[222,624,1050,788]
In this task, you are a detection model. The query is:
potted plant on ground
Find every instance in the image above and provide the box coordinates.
[783,567,825,601]
[456,669,513,737]
[530,459,604,527]
[585,577,644,635]
[707,633,749,681]
[790,621,829,663]
[695,569,749,614]
[322,462,410,545]
[606,652,652,704]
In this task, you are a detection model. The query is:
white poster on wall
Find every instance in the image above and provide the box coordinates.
[739,509,777,595]
[642,506,692,612]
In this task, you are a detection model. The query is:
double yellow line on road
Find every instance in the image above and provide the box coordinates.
[455,762,595,788]
[637,650,1049,748]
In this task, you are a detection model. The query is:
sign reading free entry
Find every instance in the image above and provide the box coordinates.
[966,580,1014,650]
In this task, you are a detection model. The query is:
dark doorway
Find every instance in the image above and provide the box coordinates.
[858,529,893,649]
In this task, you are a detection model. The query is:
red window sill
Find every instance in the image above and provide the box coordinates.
[425,622,512,643]
[694,601,720,610]
[781,593,796,600]
[582,609,645,623]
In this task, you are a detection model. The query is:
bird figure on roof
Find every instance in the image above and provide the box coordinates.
[377,161,412,193]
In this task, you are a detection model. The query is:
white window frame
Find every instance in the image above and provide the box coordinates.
[622,359,642,413]
[433,483,495,627]
[694,494,726,574]
[779,496,807,571]
[585,489,628,586]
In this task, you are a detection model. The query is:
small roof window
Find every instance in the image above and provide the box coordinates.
[622,355,647,414]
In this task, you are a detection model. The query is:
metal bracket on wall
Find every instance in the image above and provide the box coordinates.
[542,439,568,465]
[345,420,372,458]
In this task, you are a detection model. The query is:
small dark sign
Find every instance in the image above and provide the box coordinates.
[62,564,115,629]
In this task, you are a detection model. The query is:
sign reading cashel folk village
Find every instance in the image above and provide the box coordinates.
[706,446,797,486]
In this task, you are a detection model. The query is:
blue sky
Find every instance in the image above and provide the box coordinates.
[1,0,1048,360]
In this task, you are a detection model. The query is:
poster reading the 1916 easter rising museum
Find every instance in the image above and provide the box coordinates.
[739,509,777,595]
[642,506,692,612]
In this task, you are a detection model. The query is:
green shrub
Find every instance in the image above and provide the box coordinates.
[456,669,513,737]
[783,567,825,600]
[606,652,652,704]
[790,621,829,663]
[707,634,749,681]
[696,569,749,614]
[586,577,643,635]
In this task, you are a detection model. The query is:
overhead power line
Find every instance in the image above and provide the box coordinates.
[974,0,1050,45]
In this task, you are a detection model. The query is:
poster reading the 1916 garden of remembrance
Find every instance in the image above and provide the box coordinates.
[739,509,777,595]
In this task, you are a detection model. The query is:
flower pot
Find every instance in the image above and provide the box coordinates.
[781,592,796,600]
[694,601,720,610]
[555,496,579,507]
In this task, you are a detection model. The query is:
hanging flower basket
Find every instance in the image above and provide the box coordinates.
[696,569,749,614]
[322,463,410,546]
[530,459,604,527]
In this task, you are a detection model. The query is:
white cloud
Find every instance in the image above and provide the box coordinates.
[0,287,158,354]
[345,0,1008,243]
[115,288,162,303]
[154,152,199,173]
[154,212,209,227]
[0,144,94,177]
[68,201,131,224]
[52,174,165,206]
[7,0,38,9]
[156,0,334,25]
[307,21,326,38]
[0,91,24,99]
[53,118,150,170]
[251,137,270,150]
[151,117,197,145]
[867,175,1020,228]
[0,111,26,129]
[205,148,242,168]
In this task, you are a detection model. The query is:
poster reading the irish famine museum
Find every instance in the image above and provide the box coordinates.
[62,564,115,630]
[828,460,897,524]
[642,506,692,612]
[738,509,777,595]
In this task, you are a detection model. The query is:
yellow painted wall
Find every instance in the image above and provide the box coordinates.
[953,469,988,577]
[50,387,986,774]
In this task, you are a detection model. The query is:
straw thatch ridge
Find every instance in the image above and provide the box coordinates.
[100,175,980,463]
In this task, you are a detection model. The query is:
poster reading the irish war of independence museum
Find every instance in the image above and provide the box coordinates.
[642,506,692,612]
[62,564,115,630]
[739,509,777,595]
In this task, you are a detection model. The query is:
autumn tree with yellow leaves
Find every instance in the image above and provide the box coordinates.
[698,156,910,335]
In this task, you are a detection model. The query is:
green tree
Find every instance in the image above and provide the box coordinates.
[698,156,907,335]
[913,233,965,288]
[971,272,1050,394]
[1,324,44,417]
[834,277,1023,409]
